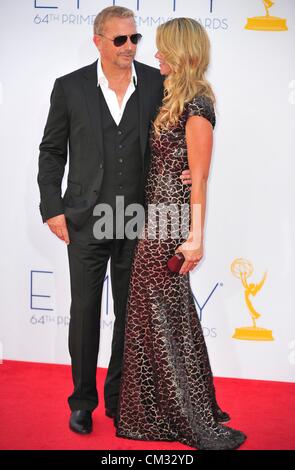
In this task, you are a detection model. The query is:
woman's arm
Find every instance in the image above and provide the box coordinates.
[176,114,213,274]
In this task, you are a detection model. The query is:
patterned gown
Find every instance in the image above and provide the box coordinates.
[116,95,246,450]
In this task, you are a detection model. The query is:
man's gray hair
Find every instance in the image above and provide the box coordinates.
[93,6,135,35]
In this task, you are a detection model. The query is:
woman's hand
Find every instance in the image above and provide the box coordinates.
[180,168,192,185]
[175,234,203,275]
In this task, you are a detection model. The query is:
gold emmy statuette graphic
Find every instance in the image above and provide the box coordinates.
[231,258,274,341]
[245,0,288,31]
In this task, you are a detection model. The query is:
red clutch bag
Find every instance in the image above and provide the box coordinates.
[167,252,185,273]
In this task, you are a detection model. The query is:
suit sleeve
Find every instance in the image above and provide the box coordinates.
[37,78,69,222]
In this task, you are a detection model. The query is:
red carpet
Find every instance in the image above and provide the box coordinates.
[0,360,294,450]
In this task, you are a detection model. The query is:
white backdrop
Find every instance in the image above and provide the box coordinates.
[0,0,295,382]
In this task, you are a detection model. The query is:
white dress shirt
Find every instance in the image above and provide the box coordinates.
[96,58,137,126]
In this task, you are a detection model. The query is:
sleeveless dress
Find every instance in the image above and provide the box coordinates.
[116,95,246,450]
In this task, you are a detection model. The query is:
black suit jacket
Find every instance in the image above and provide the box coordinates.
[37,60,164,227]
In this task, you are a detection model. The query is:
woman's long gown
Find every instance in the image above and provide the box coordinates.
[116,95,246,450]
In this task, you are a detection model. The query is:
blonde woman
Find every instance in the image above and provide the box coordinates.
[116,18,246,450]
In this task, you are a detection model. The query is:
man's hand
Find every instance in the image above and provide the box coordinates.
[46,214,70,244]
[180,169,192,185]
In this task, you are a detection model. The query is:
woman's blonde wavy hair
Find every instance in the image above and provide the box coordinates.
[153,18,215,134]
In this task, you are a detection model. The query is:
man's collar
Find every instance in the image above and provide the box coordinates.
[97,57,137,87]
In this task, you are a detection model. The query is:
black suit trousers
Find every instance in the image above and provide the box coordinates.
[66,222,137,412]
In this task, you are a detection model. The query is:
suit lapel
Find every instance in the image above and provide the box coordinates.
[82,60,153,166]
[82,60,104,159]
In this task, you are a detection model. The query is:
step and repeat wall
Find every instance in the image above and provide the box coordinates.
[0,0,294,382]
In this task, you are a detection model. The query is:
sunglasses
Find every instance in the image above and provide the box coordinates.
[98,33,142,47]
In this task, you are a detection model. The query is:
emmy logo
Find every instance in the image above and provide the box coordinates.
[231,258,274,341]
[245,0,288,31]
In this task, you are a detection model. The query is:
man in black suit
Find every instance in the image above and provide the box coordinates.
[38,6,191,434]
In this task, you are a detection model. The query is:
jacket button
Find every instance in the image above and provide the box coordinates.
[99,163,103,169]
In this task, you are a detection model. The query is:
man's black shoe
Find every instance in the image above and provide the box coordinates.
[106,408,119,427]
[69,410,92,434]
